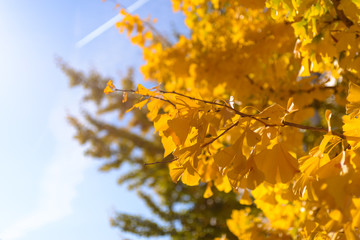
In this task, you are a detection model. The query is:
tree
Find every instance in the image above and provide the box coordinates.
[70,0,360,239]
[60,63,244,239]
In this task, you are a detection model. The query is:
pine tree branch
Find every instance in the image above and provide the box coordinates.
[144,159,177,165]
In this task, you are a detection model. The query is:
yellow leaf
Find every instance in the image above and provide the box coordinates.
[256,103,287,125]
[167,114,193,145]
[319,134,339,153]
[203,182,213,198]
[314,232,331,240]
[245,128,261,147]
[347,82,360,118]
[147,99,165,120]
[344,222,358,240]
[254,142,299,184]
[240,189,253,205]
[329,209,343,222]
[287,97,298,114]
[343,115,360,140]
[181,161,200,186]
[316,151,347,179]
[325,109,332,132]
[169,162,184,183]
[104,80,115,94]
[161,135,176,157]
[325,175,352,210]
[213,147,236,168]
[351,198,360,230]
[136,83,156,96]
[175,95,200,109]
[107,80,115,89]
[214,175,233,193]
[300,57,310,77]
[134,99,148,109]
[126,99,149,113]
[227,155,264,190]
[300,147,330,176]
[154,114,170,132]
[104,85,114,95]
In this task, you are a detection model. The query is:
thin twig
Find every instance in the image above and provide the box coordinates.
[201,121,240,148]
[114,88,176,107]
[115,88,360,141]
[144,159,177,165]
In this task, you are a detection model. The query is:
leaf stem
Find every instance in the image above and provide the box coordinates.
[201,121,239,148]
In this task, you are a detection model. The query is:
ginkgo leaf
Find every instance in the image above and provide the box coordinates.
[136,83,157,97]
[254,142,299,184]
[351,198,360,230]
[299,147,331,177]
[316,151,347,179]
[181,161,200,186]
[227,155,264,190]
[245,128,261,147]
[319,134,340,153]
[344,222,358,240]
[240,189,252,205]
[300,57,310,77]
[169,162,185,183]
[104,85,114,95]
[203,182,213,198]
[175,95,200,109]
[294,147,331,198]
[126,99,149,113]
[213,147,236,168]
[154,114,170,132]
[107,80,115,89]
[167,114,193,145]
[325,175,353,210]
[287,97,299,114]
[161,136,176,157]
[214,175,233,193]
[347,82,360,118]
[343,115,360,140]
[256,104,287,125]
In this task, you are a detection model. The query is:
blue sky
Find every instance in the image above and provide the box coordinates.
[0,1,185,239]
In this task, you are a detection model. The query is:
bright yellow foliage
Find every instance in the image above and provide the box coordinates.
[107,0,360,238]
[104,80,115,94]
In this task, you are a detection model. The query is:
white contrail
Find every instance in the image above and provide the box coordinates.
[76,0,150,48]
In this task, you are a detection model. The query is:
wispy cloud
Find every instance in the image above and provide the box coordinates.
[0,92,92,240]
[76,0,150,48]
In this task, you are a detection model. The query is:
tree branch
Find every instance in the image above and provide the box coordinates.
[201,121,239,148]
[114,88,360,141]
[115,88,176,107]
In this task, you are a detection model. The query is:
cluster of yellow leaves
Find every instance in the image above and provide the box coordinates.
[110,0,360,239]
[115,9,153,47]
[223,83,360,238]
[104,80,115,94]
[107,81,360,238]
[267,0,360,77]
